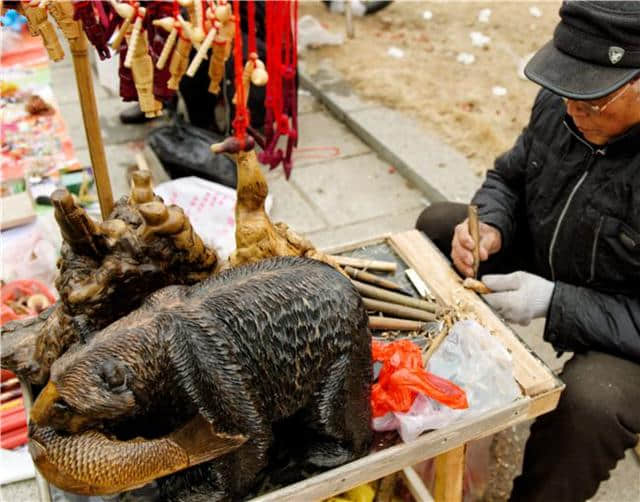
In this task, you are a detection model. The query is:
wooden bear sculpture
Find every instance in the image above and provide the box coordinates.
[29,257,373,500]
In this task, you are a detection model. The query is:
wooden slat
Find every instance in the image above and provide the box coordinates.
[322,234,391,256]
[401,466,434,502]
[250,399,529,502]
[389,230,557,397]
[433,445,465,502]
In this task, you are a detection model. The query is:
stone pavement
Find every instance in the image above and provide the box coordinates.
[2,52,638,502]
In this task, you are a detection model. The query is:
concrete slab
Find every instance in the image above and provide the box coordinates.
[299,62,377,121]
[291,153,427,227]
[309,208,423,251]
[264,170,328,234]
[75,141,146,201]
[295,111,371,168]
[59,98,168,152]
[591,449,640,502]
[0,478,39,502]
[50,65,110,105]
[297,89,323,115]
[346,107,481,204]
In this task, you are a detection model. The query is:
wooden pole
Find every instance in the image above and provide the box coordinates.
[69,33,114,219]
[433,445,465,502]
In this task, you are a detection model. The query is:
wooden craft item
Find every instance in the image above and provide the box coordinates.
[47,1,81,43]
[468,204,480,278]
[25,257,371,499]
[210,137,341,272]
[344,266,407,294]
[20,2,64,61]
[462,278,492,294]
[153,17,178,70]
[29,415,247,496]
[123,6,145,69]
[128,26,163,117]
[233,52,268,106]
[190,0,205,45]
[108,0,135,50]
[351,280,438,313]
[167,34,192,90]
[362,298,436,323]
[208,2,235,94]
[185,16,218,77]
[330,255,397,273]
[1,178,219,386]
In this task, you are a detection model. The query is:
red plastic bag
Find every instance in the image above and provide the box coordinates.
[371,339,468,418]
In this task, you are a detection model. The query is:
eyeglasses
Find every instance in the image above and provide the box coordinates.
[567,82,632,115]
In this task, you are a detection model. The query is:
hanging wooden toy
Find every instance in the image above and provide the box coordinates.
[185,3,218,78]
[19,0,64,61]
[153,2,192,90]
[43,1,81,45]
[208,0,235,94]
[233,52,268,106]
[145,1,174,102]
[111,1,162,118]
[108,0,134,51]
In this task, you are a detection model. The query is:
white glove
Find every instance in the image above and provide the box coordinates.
[481,271,555,325]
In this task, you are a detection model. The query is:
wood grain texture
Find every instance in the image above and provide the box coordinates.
[433,445,465,502]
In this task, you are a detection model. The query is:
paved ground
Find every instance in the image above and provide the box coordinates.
[2,51,638,502]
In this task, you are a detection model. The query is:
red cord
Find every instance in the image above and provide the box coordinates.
[247,0,256,56]
[232,0,248,143]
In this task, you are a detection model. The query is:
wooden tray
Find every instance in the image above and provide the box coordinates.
[249,230,564,502]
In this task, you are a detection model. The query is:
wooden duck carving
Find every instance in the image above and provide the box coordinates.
[211,137,342,272]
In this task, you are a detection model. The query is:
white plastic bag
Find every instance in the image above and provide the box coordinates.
[298,15,344,51]
[153,176,272,260]
[373,320,521,442]
[1,211,61,291]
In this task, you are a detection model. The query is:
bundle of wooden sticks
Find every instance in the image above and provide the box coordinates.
[328,255,440,333]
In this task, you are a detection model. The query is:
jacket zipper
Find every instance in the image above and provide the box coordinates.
[589,216,604,283]
[548,124,606,281]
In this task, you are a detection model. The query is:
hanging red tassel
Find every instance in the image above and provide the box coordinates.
[232,0,248,146]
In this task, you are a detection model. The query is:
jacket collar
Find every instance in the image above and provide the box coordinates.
[564,114,640,153]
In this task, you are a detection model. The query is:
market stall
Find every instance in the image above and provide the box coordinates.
[0,2,564,501]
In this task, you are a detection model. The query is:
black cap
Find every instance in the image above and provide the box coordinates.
[525,1,640,100]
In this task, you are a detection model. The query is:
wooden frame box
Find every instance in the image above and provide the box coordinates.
[250,230,564,502]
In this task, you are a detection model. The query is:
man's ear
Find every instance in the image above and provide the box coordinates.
[99,359,129,393]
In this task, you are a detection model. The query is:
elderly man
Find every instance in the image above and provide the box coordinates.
[416,2,640,501]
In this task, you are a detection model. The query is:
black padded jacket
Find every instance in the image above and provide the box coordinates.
[472,89,640,363]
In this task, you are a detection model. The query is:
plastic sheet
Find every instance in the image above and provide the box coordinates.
[373,320,521,442]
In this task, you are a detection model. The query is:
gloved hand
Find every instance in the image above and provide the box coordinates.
[481,271,555,325]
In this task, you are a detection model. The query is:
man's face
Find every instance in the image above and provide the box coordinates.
[565,78,640,145]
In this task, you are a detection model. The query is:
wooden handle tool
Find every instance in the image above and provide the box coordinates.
[468,204,480,278]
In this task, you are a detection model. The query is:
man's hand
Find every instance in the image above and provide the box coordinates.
[481,271,555,325]
[451,219,502,277]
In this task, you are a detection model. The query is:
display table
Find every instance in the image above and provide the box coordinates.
[250,230,564,502]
